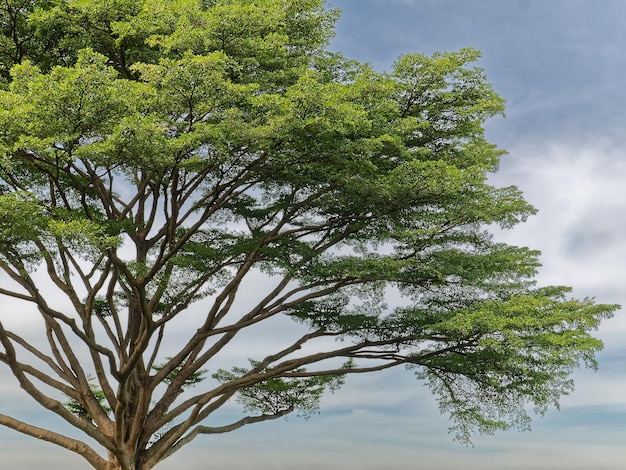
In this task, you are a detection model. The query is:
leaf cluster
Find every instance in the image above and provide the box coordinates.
[213,360,349,418]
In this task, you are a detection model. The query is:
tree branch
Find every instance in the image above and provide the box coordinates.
[159,407,294,463]
[0,413,106,469]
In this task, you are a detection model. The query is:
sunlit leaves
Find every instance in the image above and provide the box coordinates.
[2,50,126,148]
[0,191,46,243]
[402,288,614,444]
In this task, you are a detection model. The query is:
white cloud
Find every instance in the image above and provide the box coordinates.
[491,137,626,317]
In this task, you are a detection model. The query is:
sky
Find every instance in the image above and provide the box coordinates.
[2,1,626,468]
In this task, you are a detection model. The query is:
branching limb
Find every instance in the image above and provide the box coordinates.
[0,351,76,396]
[0,322,116,450]
[0,286,34,302]
[160,406,295,463]
[0,414,106,469]
[5,330,67,378]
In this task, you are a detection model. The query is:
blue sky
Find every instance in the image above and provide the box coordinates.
[2,1,626,468]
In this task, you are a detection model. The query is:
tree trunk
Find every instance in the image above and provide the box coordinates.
[103,451,142,470]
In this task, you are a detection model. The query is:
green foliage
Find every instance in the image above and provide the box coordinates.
[65,377,112,421]
[0,191,46,242]
[213,360,349,418]
[407,287,612,444]
[152,359,207,388]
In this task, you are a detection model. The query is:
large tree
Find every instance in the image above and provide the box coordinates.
[0,1,617,469]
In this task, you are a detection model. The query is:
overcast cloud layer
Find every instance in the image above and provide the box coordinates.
[1,1,625,468]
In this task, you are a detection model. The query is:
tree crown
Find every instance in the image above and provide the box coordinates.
[0,1,617,469]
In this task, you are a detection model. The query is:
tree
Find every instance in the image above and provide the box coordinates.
[0,1,618,469]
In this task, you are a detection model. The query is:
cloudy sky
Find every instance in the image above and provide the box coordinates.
[2,1,626,469]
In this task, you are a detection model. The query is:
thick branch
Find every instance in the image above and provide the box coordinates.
[0,414,106,469]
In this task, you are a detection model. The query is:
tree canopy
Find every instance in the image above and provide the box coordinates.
[0,1,618,469]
